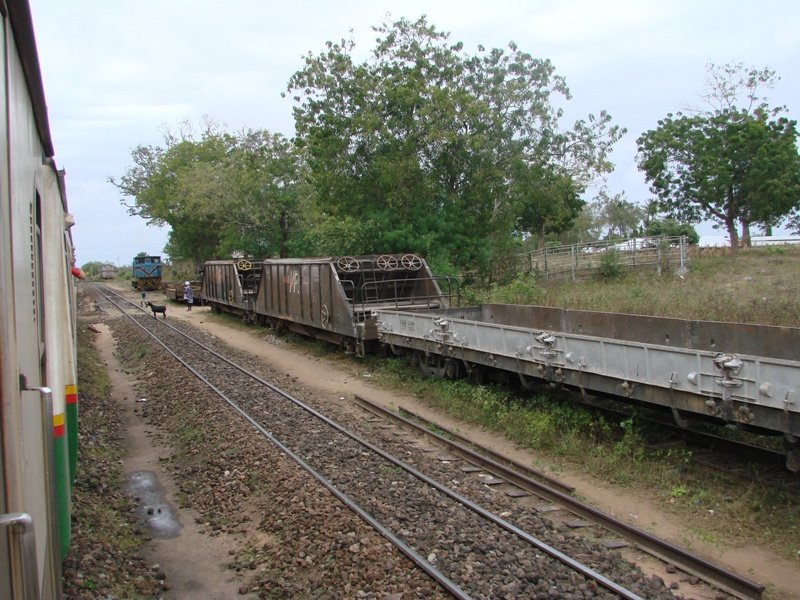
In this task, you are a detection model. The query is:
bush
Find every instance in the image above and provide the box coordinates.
[598,248,622,279]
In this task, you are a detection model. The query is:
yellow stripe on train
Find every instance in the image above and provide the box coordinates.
[53,412,65,438]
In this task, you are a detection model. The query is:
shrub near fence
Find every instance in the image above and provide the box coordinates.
[520,236,688,281]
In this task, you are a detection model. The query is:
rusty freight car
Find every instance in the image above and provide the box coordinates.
[202,254,458,356]
[202,259,265,317]
[256,254,456,355]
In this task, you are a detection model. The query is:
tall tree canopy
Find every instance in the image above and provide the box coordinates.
[111,120,309,264]
[637,63,800,251]
[287,16,624,272]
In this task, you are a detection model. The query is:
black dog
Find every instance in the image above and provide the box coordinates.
[145,301,167,319]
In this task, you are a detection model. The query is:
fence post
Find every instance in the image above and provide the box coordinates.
[657,241,662,277]
[680,236,686,271]
[544,248,548,279]
[571,245,576,281]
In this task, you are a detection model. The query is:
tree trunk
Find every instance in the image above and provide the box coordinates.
[279,211,290,258]
[726,219,739,255]
[537,224,546,250]
[740,220,752,247]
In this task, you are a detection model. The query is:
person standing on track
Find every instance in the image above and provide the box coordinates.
[184,281,193,311]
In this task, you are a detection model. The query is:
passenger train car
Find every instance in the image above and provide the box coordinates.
[1,1,80,598]
[202,255,800,472]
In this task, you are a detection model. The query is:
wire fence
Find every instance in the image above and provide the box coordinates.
[518,235,688,281]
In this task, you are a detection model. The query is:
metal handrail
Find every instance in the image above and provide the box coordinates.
[355,277,459,314]
[0,512,39,600]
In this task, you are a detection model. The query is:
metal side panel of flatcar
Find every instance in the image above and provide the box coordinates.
[376,307,800,446]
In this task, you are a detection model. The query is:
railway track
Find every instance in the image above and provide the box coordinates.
[91,284,764,599]
[350,395,766,599]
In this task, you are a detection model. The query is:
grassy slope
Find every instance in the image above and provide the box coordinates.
[471,245,800,328]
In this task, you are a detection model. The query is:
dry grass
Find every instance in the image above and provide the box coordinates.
[474,245,800,327]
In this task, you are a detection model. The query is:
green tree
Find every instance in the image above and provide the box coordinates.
[111,120,309,264]
[594,189,645,239]
[511,163,584,249]
[287,16,624,273]
[643,218,699,245]
[637,63,800,252]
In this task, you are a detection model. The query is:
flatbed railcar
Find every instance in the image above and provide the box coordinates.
[131,255,162,291]
[375,304,800,471]
[1,1,81,597]
[163,280,202,304]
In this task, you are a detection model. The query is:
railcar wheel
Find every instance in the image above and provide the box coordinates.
[409,352,422,368]
[337,256,360,272]
[236,259,252,271]
[401,254,422,270]
[377,255,398,271]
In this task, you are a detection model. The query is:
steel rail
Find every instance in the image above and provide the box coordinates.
[92,284,471,599]
[351,395,764,600]
[353,394,574,495]
[94,283,646,599]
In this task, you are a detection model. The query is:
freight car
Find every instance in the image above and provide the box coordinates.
[375,304,800,471]
[202,254,456,355]
[202,258,265,317]
[131,255,163,291]
[163,280,202,304]
[1,1,80,597]
[201,253,800,471]
[99,266,115,280]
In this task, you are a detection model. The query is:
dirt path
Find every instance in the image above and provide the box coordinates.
[95,322,253,598]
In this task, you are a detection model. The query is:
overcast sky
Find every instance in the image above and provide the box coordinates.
[30,0,800,266]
